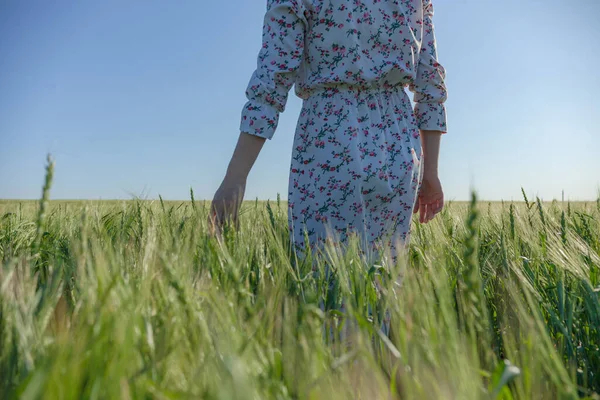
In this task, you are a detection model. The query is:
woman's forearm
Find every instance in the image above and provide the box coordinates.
[225,132,266,181]
[420,130,442,177]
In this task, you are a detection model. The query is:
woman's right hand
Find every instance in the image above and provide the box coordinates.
[414,171,444,224]
[210,177,246,233]
[209,132,266,234]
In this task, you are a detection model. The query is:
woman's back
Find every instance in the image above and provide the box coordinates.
[243,0,447,139]
[299,0,431,96]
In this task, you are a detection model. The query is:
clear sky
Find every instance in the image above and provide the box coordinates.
[1,0,599,201]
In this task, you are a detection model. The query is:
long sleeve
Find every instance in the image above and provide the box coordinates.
[409,0,448,132]
[240,0,306,140]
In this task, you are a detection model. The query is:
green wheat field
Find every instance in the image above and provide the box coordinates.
[1,160,599,399]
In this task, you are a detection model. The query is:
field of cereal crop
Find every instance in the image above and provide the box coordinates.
[1,161,599,399]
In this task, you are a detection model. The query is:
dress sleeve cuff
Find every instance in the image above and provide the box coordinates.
[414,102,447,133]
[240,100,279,140]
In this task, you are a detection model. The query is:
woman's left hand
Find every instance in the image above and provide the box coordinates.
[414,172,444,224]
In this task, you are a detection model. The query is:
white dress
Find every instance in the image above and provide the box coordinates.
[240,0,448,259]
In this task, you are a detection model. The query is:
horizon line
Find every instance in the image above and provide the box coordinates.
[1,197,599,203]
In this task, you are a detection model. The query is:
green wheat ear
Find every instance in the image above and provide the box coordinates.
[190,187,197,212]
[561,210,567,245]
[509,203,515,241]
[459,192,489,338]
[33,154,55,258]
[463,191,479,272]
[521,187,530,209]
[266,200,276,230]
[159,194,166,213]
[536,197,546,227]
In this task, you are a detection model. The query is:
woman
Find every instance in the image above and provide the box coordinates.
[212,0,447,260]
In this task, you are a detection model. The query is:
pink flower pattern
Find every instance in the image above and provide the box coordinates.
[241,0,447,257]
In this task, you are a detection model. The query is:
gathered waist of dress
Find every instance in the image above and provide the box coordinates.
[298,82,408,100]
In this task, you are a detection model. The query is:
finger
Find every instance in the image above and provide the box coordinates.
[214,204,227,232]
[224,203,239,229]
[414,198,420,215]
[430,201,438,221]
[231,205,239,228]
[211,217,221,237]
[433,200,443,215]
[208,203,218,233]
[228,202,239,227]
[208,212,214,233]
[234,207,242,230]
[211,210,222,236]
[426,202,435,223]
[208,213,219,237]
[420,202,427,224]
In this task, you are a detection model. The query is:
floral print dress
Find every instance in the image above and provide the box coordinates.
[241,0,448,259]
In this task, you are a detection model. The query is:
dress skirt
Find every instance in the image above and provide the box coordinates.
[287,84,423,261]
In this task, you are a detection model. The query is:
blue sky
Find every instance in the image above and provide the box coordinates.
[1,0,599,201]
